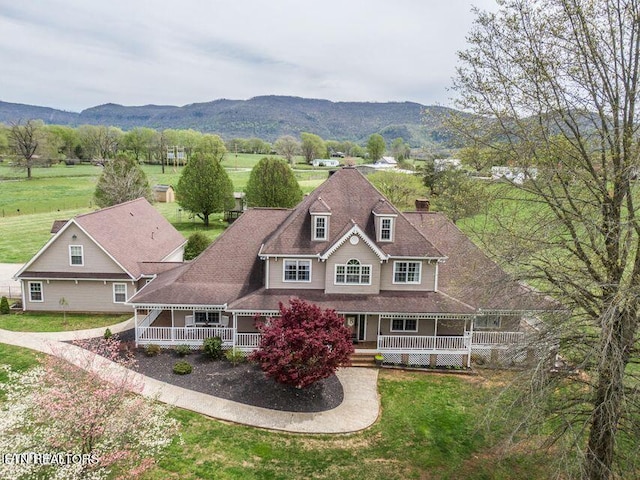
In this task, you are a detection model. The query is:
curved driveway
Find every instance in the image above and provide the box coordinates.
[0,318,380,434]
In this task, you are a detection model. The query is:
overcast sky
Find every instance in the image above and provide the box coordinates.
[0,1,497,112]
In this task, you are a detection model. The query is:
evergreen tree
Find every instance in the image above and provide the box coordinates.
[184,232,211,260]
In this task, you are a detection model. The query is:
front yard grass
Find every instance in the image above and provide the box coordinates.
[144,370,552,480]
[0,312,130,332]
[0,344,554,479]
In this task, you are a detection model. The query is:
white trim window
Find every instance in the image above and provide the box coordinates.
[313,216,328,241]
[28,281,43,302]
[69,245,84,266]
[194,311,220,325]
[391,318,418,332]
[113,283,127,303]
[283,259,311,282]
[393,261,422,284]
[380,217,393,241]
[335,259,371,285]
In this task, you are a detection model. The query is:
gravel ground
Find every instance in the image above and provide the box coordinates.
[82,329,344,413]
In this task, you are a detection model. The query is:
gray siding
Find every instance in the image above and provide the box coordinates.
[324,239,381,294]
[22,279,134,313]
[29,224,125,275]
[379,260,437,291]
[267,258,326,290]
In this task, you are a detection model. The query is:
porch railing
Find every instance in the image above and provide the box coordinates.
[377,334,472,352]
[472,331,525,345]
[235,333,261,351]
[136,309,162,344]
[138,326,235,345]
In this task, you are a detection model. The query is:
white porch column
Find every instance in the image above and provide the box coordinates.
[134,308,139,346]
[467,316,475,368]
[171,308,175,342]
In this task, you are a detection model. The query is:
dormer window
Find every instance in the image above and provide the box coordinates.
[376,216,395,242]
[313,215,328,241]
[380,218,392,241]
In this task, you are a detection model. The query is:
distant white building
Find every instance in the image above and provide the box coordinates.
[434,158,462,172]
[378,156,398,166]
[491,166,538,185]
[312,159,340,167]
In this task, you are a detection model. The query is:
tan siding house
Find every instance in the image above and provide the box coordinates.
[15,198,186,314]
[128,168,557,367]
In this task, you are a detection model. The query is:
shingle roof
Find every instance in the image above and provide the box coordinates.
[128,208,291,306]
[73,198,186,278]
[227,288,475,315]
[260,168,444,258]
[50,220,68,234]
[404,211,556,312]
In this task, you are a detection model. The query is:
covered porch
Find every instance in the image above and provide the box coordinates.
[133,307,529,367]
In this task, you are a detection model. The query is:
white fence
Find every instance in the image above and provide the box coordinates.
[377,334,471,352]
[137,326,235,348]
[472,331,525,345]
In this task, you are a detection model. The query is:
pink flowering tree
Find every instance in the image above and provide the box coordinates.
[0,336,178,480]
[251,298,354,389]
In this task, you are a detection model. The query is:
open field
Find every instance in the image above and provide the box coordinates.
[0,154,333,262]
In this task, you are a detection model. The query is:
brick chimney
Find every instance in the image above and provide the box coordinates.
[415,198,430,212]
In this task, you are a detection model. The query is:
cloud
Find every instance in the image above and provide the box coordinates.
[0,0,498,111]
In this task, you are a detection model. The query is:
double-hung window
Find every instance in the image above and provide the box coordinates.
[335,259,371,285]
[29,282,43,302]
[69,245,84,266]
[391,318,418,332]
[380,218,392,241]
[284,260,311,282]
[393,261,422,284]
[313,216,328,241]
[113,283,127,303]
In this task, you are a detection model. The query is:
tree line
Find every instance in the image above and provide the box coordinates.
[0,121,419,175]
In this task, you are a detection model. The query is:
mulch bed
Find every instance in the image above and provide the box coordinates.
[75,329,344,413]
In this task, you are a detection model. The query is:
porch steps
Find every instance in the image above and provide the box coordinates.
[350,350,380,368]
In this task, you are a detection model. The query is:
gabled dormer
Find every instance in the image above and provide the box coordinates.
[372,199,397,243]
[309,197,331,241]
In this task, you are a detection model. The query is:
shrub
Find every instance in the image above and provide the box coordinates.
[202,336,224,360]
[103,328,113,339]
[251,299,354,388]
[175,344,192,357]
[0,296,10,315]
[184,232,211,260]
[173,361,193,375]
[144,343,161,357]
[225,348,246,366]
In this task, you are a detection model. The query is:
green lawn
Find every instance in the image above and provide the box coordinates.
[0,338,552,479]
[144,370,551,480]
[0,312,130,332]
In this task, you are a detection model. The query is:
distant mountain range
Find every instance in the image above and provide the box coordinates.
[0,95,460,147]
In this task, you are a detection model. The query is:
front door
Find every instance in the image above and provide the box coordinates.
[346,314,366,342]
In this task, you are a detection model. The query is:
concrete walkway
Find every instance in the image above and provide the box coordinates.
[0,320,380,434]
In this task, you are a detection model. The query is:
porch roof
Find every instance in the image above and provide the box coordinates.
[226,288,476,315]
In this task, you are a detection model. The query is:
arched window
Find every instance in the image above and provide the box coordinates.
[335,259,371,284]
